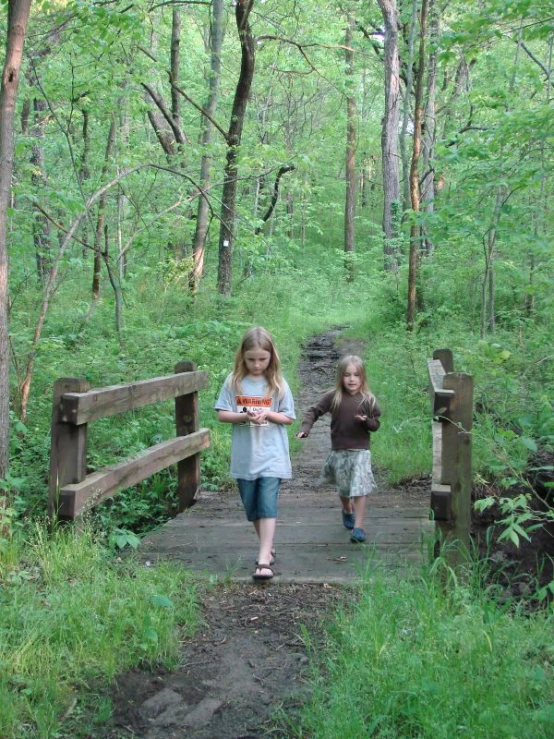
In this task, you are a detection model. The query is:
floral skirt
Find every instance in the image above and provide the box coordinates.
[320,449,377,498]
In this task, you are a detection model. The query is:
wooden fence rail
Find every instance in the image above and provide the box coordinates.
[427,348,473,561]
[49,361,210,521]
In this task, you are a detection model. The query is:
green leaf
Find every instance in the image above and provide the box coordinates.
[151,595,174,608]
[519,437,537,452]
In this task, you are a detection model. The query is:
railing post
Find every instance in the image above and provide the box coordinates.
[174,361,200,512]
[48,377,90,521]
[433,348,454,373]
[441,371,473,564]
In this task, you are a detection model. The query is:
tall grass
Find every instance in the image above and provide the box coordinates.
[295,559,554,738]
[0,525,201,739]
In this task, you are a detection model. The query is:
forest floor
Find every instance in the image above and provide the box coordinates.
[96,330,554,739]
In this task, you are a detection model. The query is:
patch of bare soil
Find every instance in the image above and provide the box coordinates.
[98,583,347,739]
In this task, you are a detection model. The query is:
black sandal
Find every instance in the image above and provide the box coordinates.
[253,564,274,581]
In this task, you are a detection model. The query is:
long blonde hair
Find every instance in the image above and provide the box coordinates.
[331,355,376,413]
[231,326,284,397]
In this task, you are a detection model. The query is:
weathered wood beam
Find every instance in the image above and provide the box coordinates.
[57,429,210,519]
[59,370,208,425]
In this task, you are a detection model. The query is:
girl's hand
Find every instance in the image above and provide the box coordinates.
[296,431,308,439]
[247,410,268,424]
[355,414,368,422]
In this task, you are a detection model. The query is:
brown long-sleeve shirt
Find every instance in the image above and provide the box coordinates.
[300,390,381,450]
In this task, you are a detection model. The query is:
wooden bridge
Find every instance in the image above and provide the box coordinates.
[49,346,472,583]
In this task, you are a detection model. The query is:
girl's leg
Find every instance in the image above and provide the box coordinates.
[340,495,353,514]
[256,517,276,571]
[352,494,366,530]
[253,519,275,563]
[254,478,280,574]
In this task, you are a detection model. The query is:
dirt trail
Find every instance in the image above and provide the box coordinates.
[100,330,420,738]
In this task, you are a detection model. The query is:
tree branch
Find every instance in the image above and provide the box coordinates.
[255,165,295,233]
[142,82,188,145]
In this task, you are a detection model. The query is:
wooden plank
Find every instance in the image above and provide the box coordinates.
[59,370,209,425]
[431,482,452,521]
[175,361,200,512]
[433,348,454,373]
[432,421,442,484]
[427,359,455,416]
[48,378,90,520]
[58,429,210,519]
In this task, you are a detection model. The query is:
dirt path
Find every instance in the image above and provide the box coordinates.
[100,330,427,738]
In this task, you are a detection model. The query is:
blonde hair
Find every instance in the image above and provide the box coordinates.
[331,355,376,413]
[231,326,284,397]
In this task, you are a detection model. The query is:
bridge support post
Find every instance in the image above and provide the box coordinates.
[49,377,90,521]
[174,361,200,512]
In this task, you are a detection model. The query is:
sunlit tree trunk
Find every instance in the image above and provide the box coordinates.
[377,0,401,271]
[0,0,32,484]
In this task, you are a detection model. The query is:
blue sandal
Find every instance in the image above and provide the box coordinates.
[350,527,367,543]
[342,510,355,530]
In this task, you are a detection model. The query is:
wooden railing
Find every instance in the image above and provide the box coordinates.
[427,349,473,560]
[48,361,210,521]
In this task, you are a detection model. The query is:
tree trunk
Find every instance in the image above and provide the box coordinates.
[344,16,356,282]
[92,117,116,301]
[377,0,401,271]
[217,0,256,297]
[0,0,32,483]
[421,0,438,255]
[31,97,52,282]
[399,0,418,213]
[407,0,428,331]
[190,0,224,293]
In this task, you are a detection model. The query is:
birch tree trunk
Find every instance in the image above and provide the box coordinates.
[217,0,255,297]
[377,0,401,271]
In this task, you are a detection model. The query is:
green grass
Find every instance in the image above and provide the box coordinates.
[294,559,554,738]
[0,525,201,739]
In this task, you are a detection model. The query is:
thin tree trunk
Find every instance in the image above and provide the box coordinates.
[400,0,418,212]
[407,0,428,331]
[422,0,438,255]
[31,97,52,282]
[101,224,123,339]
[377,0,401,271]
[190,0,224,293]
[0,0,32,482]
[217,0,256,297]
[344,16,356,282]
[92,117,116,301]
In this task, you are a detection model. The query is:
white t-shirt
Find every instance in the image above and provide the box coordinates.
[214,374,295,480]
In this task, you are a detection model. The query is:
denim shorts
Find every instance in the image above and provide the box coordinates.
[237,477,281,521]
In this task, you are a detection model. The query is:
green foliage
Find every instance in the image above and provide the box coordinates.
[295,563,554,738]
[0,526,201,739]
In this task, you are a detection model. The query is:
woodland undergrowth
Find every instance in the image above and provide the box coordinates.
[2,242,554,737]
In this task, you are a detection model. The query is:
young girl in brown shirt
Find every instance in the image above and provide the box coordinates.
[296,355,380,543]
